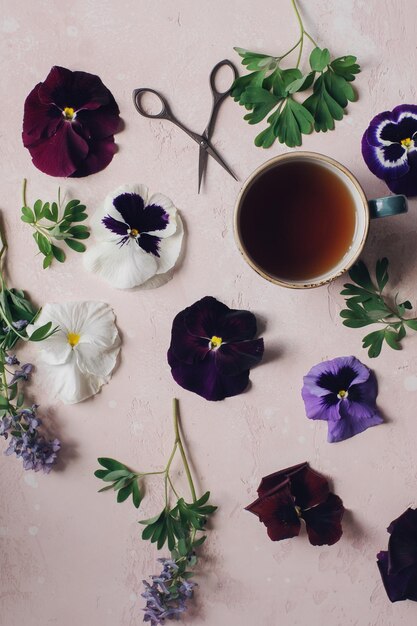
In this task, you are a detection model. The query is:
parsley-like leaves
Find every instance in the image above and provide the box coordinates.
[232,3,360,149]
[340,258,417,358]
[21,181,89,268]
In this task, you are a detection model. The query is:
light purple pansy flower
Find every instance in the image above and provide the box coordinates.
[362,104,417,196]
[301,356,383,443]
[84,184,183,289]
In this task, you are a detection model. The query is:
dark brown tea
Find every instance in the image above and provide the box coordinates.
[238,160,357,282]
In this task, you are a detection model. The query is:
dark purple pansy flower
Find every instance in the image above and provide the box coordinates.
[246,462,344,546]
[302,356,383,443]
[362,104,417,196]
[167,296,264,401]
[377,508,417,602]
[22,66,120,178]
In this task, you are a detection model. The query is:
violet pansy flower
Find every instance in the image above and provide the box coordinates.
[246,462,344,546]
[167,296,264,401]
[362,104,417,196]
[84,184,183,289]
[377,508,417,603]
[302,356,383,443]
[22,66,120,178]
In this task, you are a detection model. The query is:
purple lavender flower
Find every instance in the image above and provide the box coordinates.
[301,356,383,443]
[362,105,417,197]
[5,354,19,366]
[12,320,29,331]
[10,363,33,385]
[0,416,12,438]
[142,558,197,625]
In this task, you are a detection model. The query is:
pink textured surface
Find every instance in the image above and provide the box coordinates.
[1,1,417,625]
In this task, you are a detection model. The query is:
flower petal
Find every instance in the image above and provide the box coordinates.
[168,307,210,365]
[302,493,344,546]
[69,137,117,178]
[245,479,301,542]
[25,122,89,177]
[365,110,398,147]
[72,301,120,348]
[145,193,177,238]
[386,508,417,576]
[215,338,264,376]
[137,233,161,256]
[257,462,330,510]
[155,214,184,275]
[183,297,231,339]
[22,83,63,145]
[39,355,107,404]
[362,131,409,181]
[83,240,158,289]
[76,343,119,378]
[168,348,250,401]
[301,388,341,422]
[377,550,417,603]
[327,399,383,443]
[385,149,417,197]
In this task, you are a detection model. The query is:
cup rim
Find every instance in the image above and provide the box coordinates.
[233,151,370,289]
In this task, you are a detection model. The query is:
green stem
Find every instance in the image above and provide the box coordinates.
[22,179,28,207]
[164,440,178,507]
[173,398,197,503]
[290,0,318,53]
[278,37,302,62]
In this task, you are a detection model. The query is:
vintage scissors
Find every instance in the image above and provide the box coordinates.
[132,59,239,193]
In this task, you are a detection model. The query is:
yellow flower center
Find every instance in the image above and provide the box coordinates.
[295,505,302,518]
[337,389,348,399]
[209,335,223,349]
[67,332,80,347]
[401,137,413,148]
[63,107,75,121]
[130,228,139,237]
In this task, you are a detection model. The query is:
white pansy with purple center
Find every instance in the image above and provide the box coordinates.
[362,104,417,197]
[84,184,184,289]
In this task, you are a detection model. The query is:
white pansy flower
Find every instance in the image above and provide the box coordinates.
[83,184,184,289]
[28,301,120,404]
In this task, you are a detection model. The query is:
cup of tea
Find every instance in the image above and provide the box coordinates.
[234,151,407,288]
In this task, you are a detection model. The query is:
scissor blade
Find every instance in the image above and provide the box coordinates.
[205,142,238,182]
[198,146,209,194]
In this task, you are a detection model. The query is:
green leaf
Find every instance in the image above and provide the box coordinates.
[286,71,315,94]
[274,98,314,147]
[102,469,130,482]
[375,258,389,292]
[132,480,142,508]
[178,538,189,557]
[16,392,24,408]
[331,55,360,81]
[348,261,375,291]
[21,206,35,224]
[33,199,43,220]
[28,321,53,341]
[309,47,331,72]
[51,245,65,263]
[94,469,109,479]
[405,319,417,331]
[43,253,53,269]
[51,202,59,222]
[67,226,90,240]
[117,482,134,503]
[65,239,86,253]
[36,233,52,256]
[98,457,128,471]
[384,330,401,350]
[0,396,10,408]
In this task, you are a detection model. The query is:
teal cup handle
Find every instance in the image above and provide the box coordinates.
[368,194,408,219]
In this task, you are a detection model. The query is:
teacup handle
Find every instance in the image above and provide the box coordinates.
[368,194,408,219]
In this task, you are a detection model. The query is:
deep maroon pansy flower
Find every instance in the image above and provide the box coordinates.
[22,66,120,178]
[302,356,383,443]
[362,104,417,196]
[246,462,344,546]
[167,296,264,401]
[377,508,417,603]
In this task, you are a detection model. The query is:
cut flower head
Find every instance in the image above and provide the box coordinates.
[362,104,417,196]
[22,66,120,178]
[302,355,383,443]
[377,508,417,603]
[27,301,120,404]
[167,296,264,401]
[84,184,183,289]
[246,462,344,546]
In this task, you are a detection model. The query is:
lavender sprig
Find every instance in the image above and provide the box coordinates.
[95,399,217,624]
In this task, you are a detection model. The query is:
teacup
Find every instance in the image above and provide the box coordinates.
[234,151,407,289]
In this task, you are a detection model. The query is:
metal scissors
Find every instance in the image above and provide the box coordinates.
[132,59,239,193]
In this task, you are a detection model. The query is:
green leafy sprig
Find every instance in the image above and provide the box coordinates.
[340,258,417,358]
[231,0,360,148]
[21,179,90,268]
[95,399,217,576]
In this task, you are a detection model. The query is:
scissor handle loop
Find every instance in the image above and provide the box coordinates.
[209,59,239,100]
[132,88,172,120]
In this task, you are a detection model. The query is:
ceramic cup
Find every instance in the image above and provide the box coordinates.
[234,151,408,289]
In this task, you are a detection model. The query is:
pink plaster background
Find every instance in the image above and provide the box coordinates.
[1,1,417,625]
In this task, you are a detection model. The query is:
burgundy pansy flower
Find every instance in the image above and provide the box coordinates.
[362,104,417,196]
[246,462,344,546]
[377,508,417,603]
[167,296,264,401]
[302,356,383,443]
[22,66,120,178]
